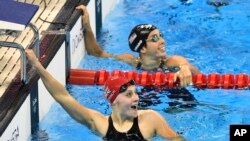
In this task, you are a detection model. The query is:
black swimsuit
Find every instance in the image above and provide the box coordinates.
[136,58,180,73]
[103,116,147,141]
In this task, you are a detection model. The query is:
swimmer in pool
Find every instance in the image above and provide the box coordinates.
[26,49,186,141]
[76,5,200,111]
[76,5,200,87]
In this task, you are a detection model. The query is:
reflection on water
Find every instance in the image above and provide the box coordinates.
[138,86,198,113]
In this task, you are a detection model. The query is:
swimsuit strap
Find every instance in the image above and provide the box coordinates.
[136,57,142,70]
[135,57,180,72]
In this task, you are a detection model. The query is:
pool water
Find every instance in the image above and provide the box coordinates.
[33,0,250,141]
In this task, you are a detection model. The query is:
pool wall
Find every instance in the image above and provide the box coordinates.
[0,0,118,140]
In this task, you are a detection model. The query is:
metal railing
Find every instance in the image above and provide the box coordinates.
[0,23,39,84]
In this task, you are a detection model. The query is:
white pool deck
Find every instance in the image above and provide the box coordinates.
[0,0,67,97]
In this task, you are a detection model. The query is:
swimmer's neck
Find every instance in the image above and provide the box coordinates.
[139,55,165,70]
[111,112,134,126]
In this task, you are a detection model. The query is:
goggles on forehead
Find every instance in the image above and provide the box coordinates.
[146,33,164,42]
[119,79,136,93]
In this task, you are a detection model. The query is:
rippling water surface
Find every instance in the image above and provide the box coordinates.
[32,0,250,141]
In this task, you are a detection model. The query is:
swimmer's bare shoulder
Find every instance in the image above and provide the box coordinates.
[138,110,186,141]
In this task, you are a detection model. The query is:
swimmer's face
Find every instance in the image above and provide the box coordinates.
[114,85,139,118]
[142,29,166,58]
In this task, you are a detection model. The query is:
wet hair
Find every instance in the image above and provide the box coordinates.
[128,24,157,52]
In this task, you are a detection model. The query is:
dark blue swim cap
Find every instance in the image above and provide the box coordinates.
[128,24,157,52]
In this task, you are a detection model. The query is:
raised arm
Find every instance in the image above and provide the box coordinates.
[75,5,140,68]
[25,49,107,135]
[76,5,111,57]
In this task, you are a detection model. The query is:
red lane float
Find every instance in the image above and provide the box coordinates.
[68,69,250,90]
[69,69,97,85]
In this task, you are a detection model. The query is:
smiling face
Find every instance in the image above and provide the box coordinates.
[141,29,167,59]
[113,85,139,118]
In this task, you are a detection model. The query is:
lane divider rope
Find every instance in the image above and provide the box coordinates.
[68,69,250,90]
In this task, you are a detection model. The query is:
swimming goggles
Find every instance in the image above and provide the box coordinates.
[119,79,136,93]
[146,33,163,42]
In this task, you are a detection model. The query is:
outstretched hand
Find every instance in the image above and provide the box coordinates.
[25,49,39,65]
[75,5,90,28]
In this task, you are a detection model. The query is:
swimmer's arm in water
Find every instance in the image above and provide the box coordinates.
[111,53,139,67]
[144,110,186,141]
[25,49,107,136]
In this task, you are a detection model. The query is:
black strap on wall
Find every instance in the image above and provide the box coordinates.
[95,0,102,36]
[30,81,39,134]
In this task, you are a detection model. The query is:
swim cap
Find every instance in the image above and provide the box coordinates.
[104,76,133,104]
[128,24,157,52]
